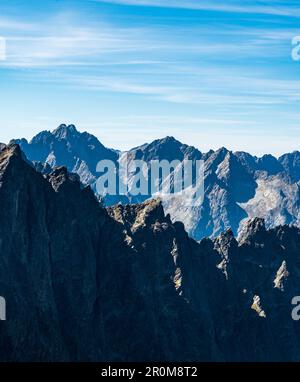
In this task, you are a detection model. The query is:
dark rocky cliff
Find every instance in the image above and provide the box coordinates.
[0,144,300,361]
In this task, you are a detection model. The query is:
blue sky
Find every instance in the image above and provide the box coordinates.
[0,0,299,155]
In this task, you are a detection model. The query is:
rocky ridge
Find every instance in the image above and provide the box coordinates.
[12,125,300,240]
[0,144,300,361]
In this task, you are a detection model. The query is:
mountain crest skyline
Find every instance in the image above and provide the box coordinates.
[1,141,300,361]
[7,123,300,160]
[5,123,300,241]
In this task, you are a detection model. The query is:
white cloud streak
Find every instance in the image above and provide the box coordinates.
[1,21,294,69]
[94,0,300,17]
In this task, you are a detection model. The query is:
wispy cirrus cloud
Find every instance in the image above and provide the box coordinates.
[25,65,300,108]
[94,0,300,17]
[0,16,37,31]
[1,9,298,110]
[1,16,294,69]
[1,0,300,156]
[1,10,296,105]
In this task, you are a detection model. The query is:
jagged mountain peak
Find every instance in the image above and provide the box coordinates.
[216,150,238,170]
[216,150,252,178]
[214,147,230,158]
[146,135,185,152]
[1,143,300,361]
[279,150,300,182]
[11,125,118,186]
[8,126,300,241]
[0,143,21,158]
[128,135,201,162]
[29,130,53,144]
[108,198,167,231]
[47,166,81,192]
[234,151,258,173]
[238,217,267,245]
[0,143,26,173]
[218,146,230,154]
[256,153,282,175]
[0,144,20,176]
[214,228,237,255]
[0,144,80,195]
[204,146,230,172]
[158,135,177,143]
[52,124,78,139]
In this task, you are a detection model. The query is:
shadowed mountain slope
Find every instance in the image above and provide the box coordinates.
[0,144,300,361]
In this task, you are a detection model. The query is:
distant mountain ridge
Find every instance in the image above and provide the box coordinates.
[11,124,300,240]
[12,124,118,186]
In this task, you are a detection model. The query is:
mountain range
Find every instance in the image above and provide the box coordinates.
[1,143,300,361]
[11,124,300,240]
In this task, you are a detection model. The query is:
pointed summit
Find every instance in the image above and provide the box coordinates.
[238,217,267,246]
[128,136,201,162]
[279,151,300,182]
[12,125,118,186]
[0,144,34,186]
[52,124,78,139]
[0,143,23,163]
[160,136,177,143]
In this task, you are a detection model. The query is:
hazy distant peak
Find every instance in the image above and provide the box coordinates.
[150,135,183,148]
[30,131,52,144]
[52,124,78,139]
[128,135,201,162]
[278,151,300,182]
